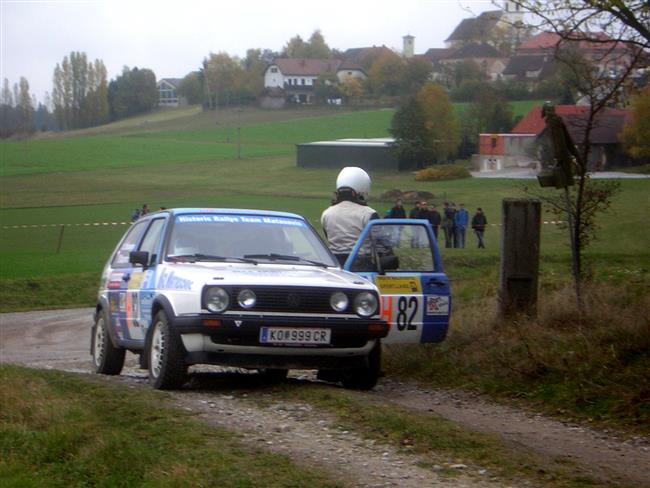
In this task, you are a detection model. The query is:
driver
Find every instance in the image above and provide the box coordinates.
[321,167,379,266]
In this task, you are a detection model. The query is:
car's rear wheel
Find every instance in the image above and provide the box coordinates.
[92,310,125,375]
[342,340,381,390]
[148,310,187,390]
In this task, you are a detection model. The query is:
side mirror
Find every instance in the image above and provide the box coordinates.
[129,250,150,268]
[380,255,399,271]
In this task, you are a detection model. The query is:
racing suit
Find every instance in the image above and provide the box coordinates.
[321,200,379,266]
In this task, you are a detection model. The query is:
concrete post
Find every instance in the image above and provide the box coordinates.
[499,198,541,318]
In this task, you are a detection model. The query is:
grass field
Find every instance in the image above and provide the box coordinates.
[0,365,340,487]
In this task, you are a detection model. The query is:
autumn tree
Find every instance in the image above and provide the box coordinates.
[108,66,157,120]
[16,77,34,132]
[400,58,433,94]
[367,50,405,96]
[512,0,648,304]
[620,85,650,160]
[282,30,332,58]
[390,97,435,169]
[52,52,109,129]
[339,76,364,104]
[416,83,459,162]
[178,71,203,105]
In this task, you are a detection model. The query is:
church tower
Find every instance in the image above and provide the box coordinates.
[403,35,415,58]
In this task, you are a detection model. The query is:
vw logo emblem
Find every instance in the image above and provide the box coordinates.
[287,293,301,308]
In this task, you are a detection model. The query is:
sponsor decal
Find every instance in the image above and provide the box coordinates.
[375,276,422,294]
[107,272,124,289]
[157,269,193,290]
[426,295,450,315]
[175,214,304,227]
[128,272,144,290]
[119,292,126,311]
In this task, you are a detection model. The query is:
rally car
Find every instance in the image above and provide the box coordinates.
[91,208,389,390]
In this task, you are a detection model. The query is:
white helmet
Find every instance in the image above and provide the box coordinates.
[336,167,371,198]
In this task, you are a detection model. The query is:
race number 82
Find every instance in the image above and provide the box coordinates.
[396,296,418,331]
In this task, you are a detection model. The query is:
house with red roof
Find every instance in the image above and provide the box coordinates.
[475,104,632,172]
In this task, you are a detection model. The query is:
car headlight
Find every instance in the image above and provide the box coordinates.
[354,292,378,317]
[204,287,230,313]
[330,291,349,312]
[237,289,256,309]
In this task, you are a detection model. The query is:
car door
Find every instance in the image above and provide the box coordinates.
[106,217,166,347]
[344,219,451,344]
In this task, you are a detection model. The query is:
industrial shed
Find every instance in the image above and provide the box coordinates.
[296,138,399,171]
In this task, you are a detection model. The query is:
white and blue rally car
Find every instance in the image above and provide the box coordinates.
[91,208,451,390]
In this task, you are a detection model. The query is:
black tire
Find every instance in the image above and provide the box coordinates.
[342,340,381,390]
[148,310,188,390]
[258,368,289,381]
[92,310,125,375]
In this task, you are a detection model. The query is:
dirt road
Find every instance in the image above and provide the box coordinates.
[1,308,648,487]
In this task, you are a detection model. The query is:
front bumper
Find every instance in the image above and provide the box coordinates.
[172,313,388,369]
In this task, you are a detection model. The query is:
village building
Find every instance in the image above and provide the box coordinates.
[474,104,632,172]
[156,78,187,107]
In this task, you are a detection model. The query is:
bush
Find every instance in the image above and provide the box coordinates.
[415,164,471,181]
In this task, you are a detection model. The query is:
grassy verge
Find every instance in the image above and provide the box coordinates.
[263,383,615,488]
[0,365,340,488]
[384,279,650,435]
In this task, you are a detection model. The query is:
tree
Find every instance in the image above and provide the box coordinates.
[282,35,308,58]
[305,30,331,58]
[16,77,34,132]
[620,85,650,159]
[400,58,433,94]
[390,97,435,169]
[52,52,108,129]
[178,71,203,105]
[108,66,157,120]
[367,50,405,96]
[338,76,364,104]
[282,31,332,58]
[416,83,459,162]
[202,52,248,108]
[512,0,648,305]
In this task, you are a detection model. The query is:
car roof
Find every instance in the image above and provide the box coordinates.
[147,208,306,221]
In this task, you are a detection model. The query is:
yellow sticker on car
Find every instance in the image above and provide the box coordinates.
[374,276,422,294]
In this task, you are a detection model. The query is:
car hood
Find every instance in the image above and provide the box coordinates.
[157,262,373,291]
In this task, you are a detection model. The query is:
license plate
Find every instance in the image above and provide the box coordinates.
[259,327,331,345]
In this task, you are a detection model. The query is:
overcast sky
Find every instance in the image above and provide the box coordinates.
[1,0,497,104]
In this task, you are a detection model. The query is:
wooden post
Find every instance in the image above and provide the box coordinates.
[56,224,65,253]
[499,199,541,318]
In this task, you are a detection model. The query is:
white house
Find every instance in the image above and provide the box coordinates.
[156,78,187,107]
[263,59,366,104]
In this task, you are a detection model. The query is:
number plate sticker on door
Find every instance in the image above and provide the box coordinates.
[260,327,331,345]
[374,276,422,294]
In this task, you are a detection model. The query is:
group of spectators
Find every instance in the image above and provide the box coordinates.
[131,204,168,222]
[387,198,487,249]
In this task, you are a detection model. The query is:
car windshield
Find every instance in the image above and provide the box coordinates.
[166,214,338,267]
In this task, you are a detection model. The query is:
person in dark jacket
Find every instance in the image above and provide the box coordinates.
[442,202,455,248]
[387,198,407,219]
[471,207,487,249]
[423,202,442,239]
[408,201,422,219]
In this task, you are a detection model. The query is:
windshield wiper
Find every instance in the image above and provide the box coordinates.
[243,253,329,268]
[168,254,258,264]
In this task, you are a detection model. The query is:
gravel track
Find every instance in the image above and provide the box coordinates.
[1,308,648,487]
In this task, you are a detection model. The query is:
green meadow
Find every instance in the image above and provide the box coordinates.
[1,105,648,300]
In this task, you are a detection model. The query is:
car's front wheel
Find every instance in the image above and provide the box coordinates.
[342,340,381,390]
[92,310,125,375]
[148,310,187,390]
